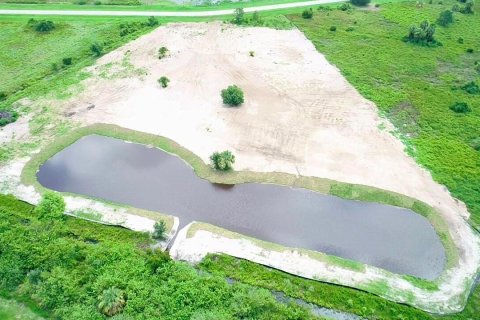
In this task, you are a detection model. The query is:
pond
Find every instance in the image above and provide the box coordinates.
[37,135,446,279]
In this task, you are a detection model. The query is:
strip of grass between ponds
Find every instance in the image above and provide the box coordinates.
[20,123,461,290]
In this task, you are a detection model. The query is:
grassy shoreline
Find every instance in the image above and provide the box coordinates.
[21,123,460,289]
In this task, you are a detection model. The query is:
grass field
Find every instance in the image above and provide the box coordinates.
[0,297,45,320]
[289,0,480,229]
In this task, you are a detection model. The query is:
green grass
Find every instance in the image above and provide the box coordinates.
[289,1,480,230]
[199,254,480,320]
[0,297,45,320]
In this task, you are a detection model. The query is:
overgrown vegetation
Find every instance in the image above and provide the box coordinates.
[221,85,244,106]
[350,0,371,6]
[0,194,318,319]
[405,20,440,46]
[200,254,480,320]
[34,191,65,220]
[290,0,480,229]
[437,9,454,26]
[210,150,236,171]
[27,19,55,33]
[158,46,169,59]
[152,220,167,240]
[449,101,472,113]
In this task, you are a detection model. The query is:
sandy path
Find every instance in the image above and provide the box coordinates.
[0,0,343,17]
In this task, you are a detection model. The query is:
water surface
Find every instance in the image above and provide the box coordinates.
[37,135,446,279]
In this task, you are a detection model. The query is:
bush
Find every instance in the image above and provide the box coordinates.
[470,137,480,151]
[146,16,159,27]
[0,111,18,127]
[90,42,103,57]
[0,92,6,101]
[330,26,337,31]
[249,51,255,57]
[62,57,72,66]
[350,0,371,6]
[449,102,471,113]
[466,48,474,53]
[461,81,479,94]
[457,37,464,43]
[28,19,55,33]
[346,26,355,32]
[158,76,170,88]
[339,3,351,10]
[221,85,244,106]
[452,3,460,11]
[459,0,474,14]
[152,221,167,240]
[34,191,65,220]
[210,151,235,171]
[97,287,126,317]
[405,20,439,46]
[158,46,168,59]
[302,8,314,19]
[437,10,454,26]
[233,8,245,24]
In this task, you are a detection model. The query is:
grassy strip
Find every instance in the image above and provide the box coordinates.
[199,254,480,320]
[289,0,480,230]
[21,124,459,286]
[187,222,366,272]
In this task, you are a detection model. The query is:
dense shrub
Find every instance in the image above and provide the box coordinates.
[34,191,65,220]
[461,81,479,94]
[0,92,6,101]
[437,10,454,26]
[221,85,244,106]
[152,220,167,240]
[90,42,103,57]
[210,151,235,171]
[62,57,72,66]
[28,19,55,33]
[0,111,18,127]
[459,0,474,14]
[405,20,439,46]
[302,8,314,19]
[158,76,170,88]
[350,0,371,6]
[466,48,474,53]
[158,46,168,59]
[339,3,351,10]
[452,3,460,11]
[449,102,472,113]
[330,25,337,31]
[146,16,159,27]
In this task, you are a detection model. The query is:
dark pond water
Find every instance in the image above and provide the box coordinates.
[37,135,446,279]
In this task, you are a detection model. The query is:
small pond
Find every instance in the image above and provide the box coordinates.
[37,135,446,279]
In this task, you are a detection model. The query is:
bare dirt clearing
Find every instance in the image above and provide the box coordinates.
[25,22,480,311]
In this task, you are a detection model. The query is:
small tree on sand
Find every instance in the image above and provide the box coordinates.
[210,151,235,171]
[221,85,244,106]
[158,47,169,59]
[152,221,167,240]
[158,76,170,88]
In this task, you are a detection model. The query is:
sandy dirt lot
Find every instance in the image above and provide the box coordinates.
[9,22,478,310]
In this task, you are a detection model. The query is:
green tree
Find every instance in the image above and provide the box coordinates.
[146,16,159,27]
[158,76,170,88]
[152,221,167,240]
[350,0,371,6]
[221,85,244,106]
[437,10,454,26]
[210,151,235,171]
[158,46,169,59]
[406,20,437,45]
[34,191,65,220]
[233,8,245,24]
[98,287,126,317]
[460,0,474,14]
[28,19,55,33]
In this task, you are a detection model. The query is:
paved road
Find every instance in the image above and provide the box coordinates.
[0,0,342,17]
